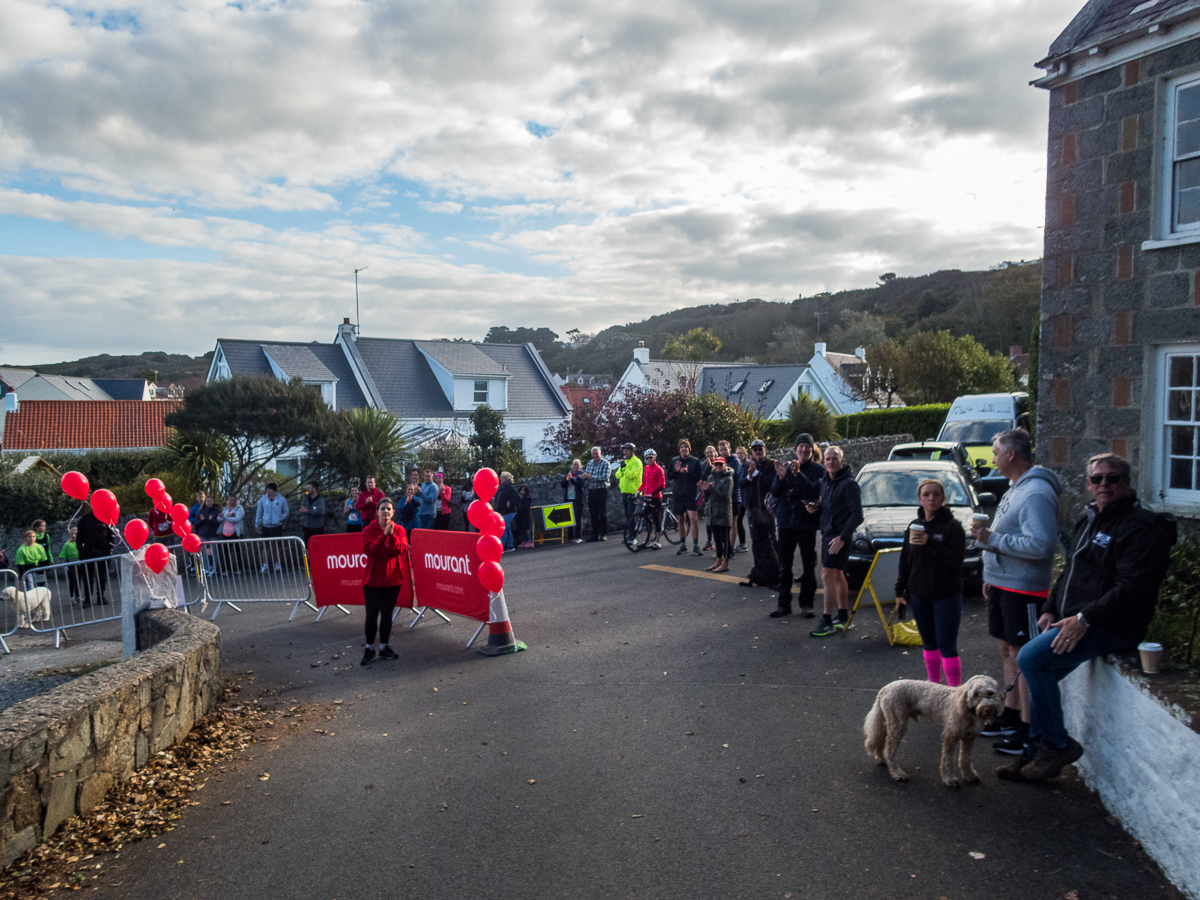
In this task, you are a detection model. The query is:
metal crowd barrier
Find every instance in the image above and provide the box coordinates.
[0,569,20,652]
[197,535,315,620]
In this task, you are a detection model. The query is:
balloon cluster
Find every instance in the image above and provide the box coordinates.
[57,471,201,575]
[468,468,505,593]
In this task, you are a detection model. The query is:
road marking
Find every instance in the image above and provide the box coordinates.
[638,564,823,595]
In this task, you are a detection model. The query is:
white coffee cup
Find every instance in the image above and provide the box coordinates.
[1137,641,1163,674]
[972,513,989,524]
[909,524,925,533]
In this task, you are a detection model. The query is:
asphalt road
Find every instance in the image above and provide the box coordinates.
[81,539,1172,900]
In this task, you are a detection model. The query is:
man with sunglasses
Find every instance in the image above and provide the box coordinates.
[970,428,1061,754]
[998,453,1173,783]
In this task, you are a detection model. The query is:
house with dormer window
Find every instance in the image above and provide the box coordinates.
[208,319,570,470]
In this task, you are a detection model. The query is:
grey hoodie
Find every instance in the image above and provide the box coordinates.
[981,465,1061,593]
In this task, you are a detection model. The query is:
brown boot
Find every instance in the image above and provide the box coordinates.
[1021,738,1083,782]
[996,751,1035,783]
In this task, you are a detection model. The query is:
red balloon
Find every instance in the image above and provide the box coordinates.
[144,478,166,499]
[144,543,170,574]
[473,468,499,504]
[91,489,120,526]
[61,471,90,501]
[476,534,504,563]
[182,533,202,554]
[467,499,494,529]
[482,511,505,537]
[124,518,150,551]
[478,561,505,593]
[170,502,190,525]
[154,492,173,514]
[172,521,191,538]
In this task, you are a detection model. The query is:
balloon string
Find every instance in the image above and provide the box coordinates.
[65,502,85,531]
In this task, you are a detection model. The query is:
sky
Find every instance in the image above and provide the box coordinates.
[0,0,1083,363]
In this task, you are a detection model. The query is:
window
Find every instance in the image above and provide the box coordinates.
[729,380,746,393]
[473,381,488,403]
[1159,346,1200,502]
[1162,73,1200,237]
[757,379,774,395]
[511,437,525,450]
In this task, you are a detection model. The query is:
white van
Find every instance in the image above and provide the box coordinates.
[936,393,1030,495]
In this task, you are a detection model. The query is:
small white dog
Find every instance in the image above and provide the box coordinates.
[2,585,53,629]
[863,674,1003,787]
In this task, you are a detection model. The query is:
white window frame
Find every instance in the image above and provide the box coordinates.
[473,380,488,404]
[1154,343,1200,510]
[1160,71,1200,240]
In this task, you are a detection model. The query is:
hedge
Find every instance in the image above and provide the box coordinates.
[834,404,951,442]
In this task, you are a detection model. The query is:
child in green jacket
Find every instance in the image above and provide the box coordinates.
[15,531,49,590]
[60,527,80,602]
[32,519,54,564]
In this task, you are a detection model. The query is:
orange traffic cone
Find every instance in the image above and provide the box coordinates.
[477,589,527,656]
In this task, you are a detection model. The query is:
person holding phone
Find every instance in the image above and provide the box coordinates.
[895,479,967,685]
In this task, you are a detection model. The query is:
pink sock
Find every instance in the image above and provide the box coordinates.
[923,650,943,683]
[943,656,962,687]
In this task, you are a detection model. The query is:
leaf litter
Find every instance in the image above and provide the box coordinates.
[0,674,329,899]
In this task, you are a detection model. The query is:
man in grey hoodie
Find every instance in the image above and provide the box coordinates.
[970,428,1061,757]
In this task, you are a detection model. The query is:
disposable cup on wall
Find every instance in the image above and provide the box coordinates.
[1137,641,1163,674]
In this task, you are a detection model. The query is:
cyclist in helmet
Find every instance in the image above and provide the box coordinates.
[638,449,666,549]
[616,442,644,526]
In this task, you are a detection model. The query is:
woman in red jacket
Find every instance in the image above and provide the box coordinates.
[360,497,408,666]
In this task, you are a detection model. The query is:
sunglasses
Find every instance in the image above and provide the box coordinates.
[1088,473,1124,485]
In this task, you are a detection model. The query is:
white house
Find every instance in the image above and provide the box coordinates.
[207,320,571,470]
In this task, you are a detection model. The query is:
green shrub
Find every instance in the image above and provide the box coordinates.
[0,467,78,529]
[834,404,951,441]
[1149,533,1200,667]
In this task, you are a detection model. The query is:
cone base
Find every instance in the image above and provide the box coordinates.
[477,640,528,657]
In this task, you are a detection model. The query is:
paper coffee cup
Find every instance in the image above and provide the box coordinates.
[972,513,989,523]
[909,524,925,533]
[1138,642,1163,674]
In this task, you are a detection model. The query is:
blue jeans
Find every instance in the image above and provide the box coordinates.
[908,593,962,657]
[502,512,517,550]
[1017,626,1130,751]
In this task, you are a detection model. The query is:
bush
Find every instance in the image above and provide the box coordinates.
[834,404,951,441]
[0,467,77,530]
[1148,533,1200,667]
[771,394,839,445]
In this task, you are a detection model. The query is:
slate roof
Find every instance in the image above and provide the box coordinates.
[1043,0,1200,61]
[699,364,809,417]
[354,338,455,418]
[2,400,182,451]
[475,343,572,417]
[416,341,507,377]
[0,368,38,393]
[216,340,368,409]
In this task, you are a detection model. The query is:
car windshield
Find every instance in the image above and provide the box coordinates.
[858,469,971,507]
[938,419,1011,444]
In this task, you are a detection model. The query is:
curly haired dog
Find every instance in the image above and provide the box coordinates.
[863,674,1003,787]
[2,585,53,629]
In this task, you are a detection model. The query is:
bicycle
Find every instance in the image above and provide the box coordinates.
[624,496,680,551]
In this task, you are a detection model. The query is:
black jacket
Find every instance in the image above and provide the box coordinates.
[770,459,823,531]
[561,471,587,502]
[1045,494,1173,647]
[895,506,966,599]
[819,465,864,543]
[77,512,117,559]
[740,463,776,527]
[667,455,702,501]
[493,484,520,517]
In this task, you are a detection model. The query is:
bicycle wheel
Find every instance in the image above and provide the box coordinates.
[624,516,644,552]
[661,508,681,545]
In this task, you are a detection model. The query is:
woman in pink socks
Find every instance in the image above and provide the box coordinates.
[895,479,967,686]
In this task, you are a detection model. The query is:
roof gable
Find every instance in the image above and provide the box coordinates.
[699,364,809,417]
[415,341,508,377]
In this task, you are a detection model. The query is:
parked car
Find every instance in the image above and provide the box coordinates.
[845,459,996,595]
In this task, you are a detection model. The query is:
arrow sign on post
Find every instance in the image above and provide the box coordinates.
[542,504,576,530]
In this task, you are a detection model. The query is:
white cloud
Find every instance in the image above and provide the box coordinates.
[0,0,1082,359]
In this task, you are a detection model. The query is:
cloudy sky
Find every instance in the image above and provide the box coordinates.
[0,0,1081,362]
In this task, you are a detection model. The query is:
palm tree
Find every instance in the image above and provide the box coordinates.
[343,407,407,490]
[779,393,839,445]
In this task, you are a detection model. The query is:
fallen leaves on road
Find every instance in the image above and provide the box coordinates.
[0,675,277,899]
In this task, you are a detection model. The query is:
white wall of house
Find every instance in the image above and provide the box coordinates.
[452,377,508,411]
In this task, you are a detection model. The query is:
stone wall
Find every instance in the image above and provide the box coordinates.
[1062,656,1200,900]
[1038,40,1200,522]
[0,609,222,867]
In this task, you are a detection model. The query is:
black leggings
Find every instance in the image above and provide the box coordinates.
[734,502,746,546]
[363,584,400,645]
[713,527,730,560]
[908,593,962,657]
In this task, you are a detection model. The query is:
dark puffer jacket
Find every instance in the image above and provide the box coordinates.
[771,459,824,531]
[1044,494,1173,647]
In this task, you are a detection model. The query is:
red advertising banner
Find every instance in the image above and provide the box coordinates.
[410,529,491,622]
[309,532,414,609]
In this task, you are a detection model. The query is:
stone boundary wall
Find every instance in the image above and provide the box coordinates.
[1063,656,1200,900]
[0,609,222,867]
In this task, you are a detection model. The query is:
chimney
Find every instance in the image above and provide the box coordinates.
[814,342,827,358]
[1009,344,1024,358]
[855,347,866,359]
[338,317,358,344]
[633,341,650,365]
